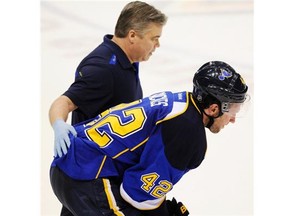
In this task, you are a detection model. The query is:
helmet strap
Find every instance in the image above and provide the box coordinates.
[202,109,223,129]
[206,116,214,128]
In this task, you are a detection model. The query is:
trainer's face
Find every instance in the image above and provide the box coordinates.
[130,23,163,62]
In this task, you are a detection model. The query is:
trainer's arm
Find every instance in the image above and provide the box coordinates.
[49,95,77,125]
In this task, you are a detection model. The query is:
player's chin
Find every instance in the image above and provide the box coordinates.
[209,127,221,134]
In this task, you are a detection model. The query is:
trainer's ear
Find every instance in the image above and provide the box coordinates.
[128,30,137,44]
[206,104,220,117]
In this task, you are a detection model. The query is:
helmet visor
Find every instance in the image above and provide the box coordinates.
[221,94,251,117]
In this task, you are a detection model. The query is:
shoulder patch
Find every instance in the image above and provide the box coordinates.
[109,54,117,65]
[174,92,186,102]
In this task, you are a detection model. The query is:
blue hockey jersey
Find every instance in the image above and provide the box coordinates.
[51,91,207,210]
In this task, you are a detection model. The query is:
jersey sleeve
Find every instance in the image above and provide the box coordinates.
[119,127,185,211]
[162,112,207,170]
[119,98,207,211]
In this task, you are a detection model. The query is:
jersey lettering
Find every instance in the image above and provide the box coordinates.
[149,92,168,107]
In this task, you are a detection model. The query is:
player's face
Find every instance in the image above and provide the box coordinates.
[131,23,163,62]
[209,103,243,133]
[209,112,236,133]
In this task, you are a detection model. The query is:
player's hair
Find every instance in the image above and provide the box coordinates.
[114,1,168,38]
[196,94,221,110]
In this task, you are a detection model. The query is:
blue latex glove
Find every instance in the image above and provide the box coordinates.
[52,119,77,157]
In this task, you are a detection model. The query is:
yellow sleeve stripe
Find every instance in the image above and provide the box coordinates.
[130,137,149,151]
[112,148,129,159]
[112,137,149,159]
[95,155,107,179]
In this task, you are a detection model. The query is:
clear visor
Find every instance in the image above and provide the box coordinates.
[221,94,251,117]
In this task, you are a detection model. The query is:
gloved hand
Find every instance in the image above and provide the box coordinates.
[166,197,189,216]
[52,119,77,157]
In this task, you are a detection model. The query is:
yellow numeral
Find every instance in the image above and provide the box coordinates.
[85,106,146,148]
[151,180,172,198]
[141,173,159,192]
[141,173,173,198]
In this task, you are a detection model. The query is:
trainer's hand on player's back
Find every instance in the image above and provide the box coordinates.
[52,119,77,157]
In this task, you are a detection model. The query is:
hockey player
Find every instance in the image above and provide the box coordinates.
[50,61,249,216]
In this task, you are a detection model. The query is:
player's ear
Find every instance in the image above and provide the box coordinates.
[207,104,220,117]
